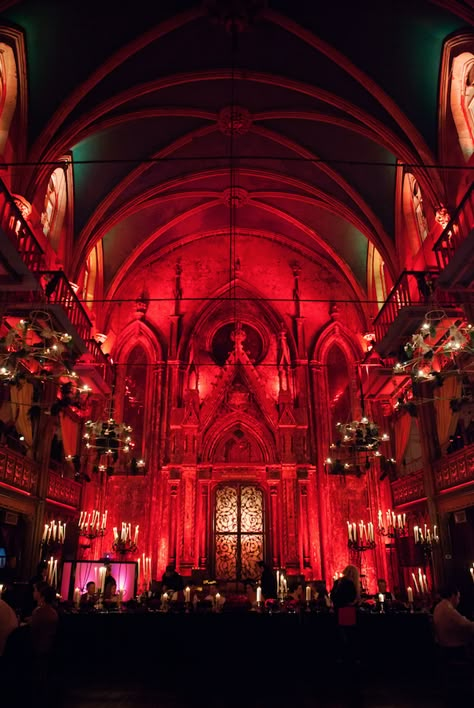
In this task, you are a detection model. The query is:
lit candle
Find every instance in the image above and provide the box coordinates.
[378,509,383,529]
[407,586,413,603]
[73,587,81,608]
[215,592,221,609]
[256,586,262,604]
[184,586,191,603]
[423,574,428,593]
[378,593,384,604]
[99,567,106,595]
[305,585,312,602]
[347,521,352,541]
[411,572,419,593]
[414,526,419,544]
[470,567,474,582]
[402,513,406,528]
[134,525,139,544]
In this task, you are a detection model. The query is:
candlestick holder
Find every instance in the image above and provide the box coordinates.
[378,525,409,539]
[348,539,376,552]
[112,538,138,556]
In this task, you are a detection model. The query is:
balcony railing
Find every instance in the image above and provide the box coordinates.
[373,269,456,353]
[434,444,474,493]
[391,468,426,507]
[0,181,45,272]
[0,444,39,495]
[39,271,92,343]
[47,470,82,509]
[433,183,474,275]
[83,338,114,388]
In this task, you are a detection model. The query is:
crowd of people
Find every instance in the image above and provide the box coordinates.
[1,561,473,706]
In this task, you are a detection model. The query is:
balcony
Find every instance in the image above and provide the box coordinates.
[0,181,45,290]
[391,469,426,507]
[0,445,39,496]
[433,184,474,288]
[46,470,82,509]
[75,338,114,395]
[373,269,458,358]
[434,444,474,494]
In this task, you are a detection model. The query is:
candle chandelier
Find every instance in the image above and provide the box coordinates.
[0,311,77,382]
[393,311,474,382]
[78,509,107,544]
[40,520,66,557]
[79,365,145,475]
[326,416,391,476]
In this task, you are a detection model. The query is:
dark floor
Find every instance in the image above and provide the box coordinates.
[55,665,444,708]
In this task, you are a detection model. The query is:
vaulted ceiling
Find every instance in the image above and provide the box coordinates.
[2,0,471,315]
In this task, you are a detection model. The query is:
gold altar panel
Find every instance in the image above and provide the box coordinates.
[241,533,263,579]
[215,534,237,579]
[215,486,237,532]
[240,486,263,532]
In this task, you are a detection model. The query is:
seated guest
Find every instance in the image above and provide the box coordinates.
[243,580,257,606]
[433,585,474,649]
[23,561,48,618]
[31,582,59,657]
[314,580,331,609]
[161,564,184,595]
[80,581,98,608]
[375,578,393,601]
[0,597,18,656]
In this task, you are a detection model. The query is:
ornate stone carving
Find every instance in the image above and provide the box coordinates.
[204,0,267,32]
[217,106,252,136]
[221,186,249,208]
[434,446,474,492]
[435,206,451,229]
[12,194,32,220]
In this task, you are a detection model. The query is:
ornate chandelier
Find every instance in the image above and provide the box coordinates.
[0,310,76,382]
[393,311,474,381]
[326,415,391,476]
[112,522,139,556]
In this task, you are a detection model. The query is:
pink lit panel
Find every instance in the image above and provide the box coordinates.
[62,561,137,600]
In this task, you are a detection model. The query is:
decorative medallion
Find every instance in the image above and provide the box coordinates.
[217,106,253,136]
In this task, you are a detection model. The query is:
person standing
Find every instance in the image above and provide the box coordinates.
[433,585,474,705]
[257,561,277,600]
[161,564,184,597]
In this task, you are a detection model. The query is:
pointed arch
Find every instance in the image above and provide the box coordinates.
[0,26,27,171]
[113,319,163,459]
[202,412,278,465]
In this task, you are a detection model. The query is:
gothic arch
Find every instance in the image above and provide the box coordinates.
[312,318,363,366]
[177,276,297,365]
[201,412,278,465]
[114,318,164,364]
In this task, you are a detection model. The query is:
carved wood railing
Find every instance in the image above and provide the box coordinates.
[46,470,82,509]
[373,269,453,344]
[0,445,39,495]
[434,444,474,493]
[38,271,92,343]
[0,180,45,272]
[391,469,426,507]
[433,183,474,271]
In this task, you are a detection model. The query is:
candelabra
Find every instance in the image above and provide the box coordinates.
[414,524,439,558]
[78,510,107,548]
[347,520,376,552]
[40,520,66,556]
[377,509,408,538]
[112,522,139,556]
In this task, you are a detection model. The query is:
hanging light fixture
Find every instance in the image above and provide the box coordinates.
[393,310,474,382]
[0,310,77,382]
[78,364,143,475]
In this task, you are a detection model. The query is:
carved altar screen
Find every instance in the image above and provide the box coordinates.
[214,485,264,581]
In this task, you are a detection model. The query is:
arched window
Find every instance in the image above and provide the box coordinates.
[83,246,98,306]
[0,42,17,158]
[367,243,388,313]
[40,167,67,252]
[123,345,148,458]
[326,343,352,437]
[450,52,474,161]
[214,484,265,581]
[402,172,428,251]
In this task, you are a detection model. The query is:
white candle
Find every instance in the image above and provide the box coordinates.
[256,586,262,603]
[184,586,191,603]
[414,526,419,543]
[347,521,352,541]
[134,525,139,544]
[470,567,474,582]
[305,585,312,602]
[378,509,383,528]
[378,593,384,604]
[215,592,221,608]
[99,567,106,595]
[73,587,81,607]
[411,572,419,593]
[407,586,413,603]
